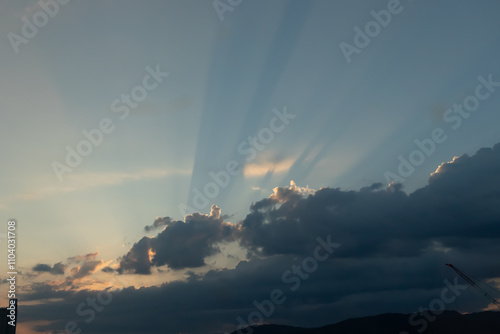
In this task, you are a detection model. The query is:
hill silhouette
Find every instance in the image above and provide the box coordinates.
[229,310,500,334]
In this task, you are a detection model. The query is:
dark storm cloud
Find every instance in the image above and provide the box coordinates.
[32,262,66,275]
[21,252,497,334]
[118,205,236,274]
[117,235,152,274]
[237,144,500,261]
[21,282,75,302]
[21,143,500,334]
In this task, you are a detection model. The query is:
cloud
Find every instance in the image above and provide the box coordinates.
[20,253,498,334]
[145,217,173,232]
[19,143,500,334]
[10,168,190,201]
[67,252,99,263]
[30,253,108,291]
[270,180,314,201]
[70,260,104,279]
[118,143,500,275]
[243,159,294,177]
[21,282,75,302]
[236,144,500,263]
[32,262,66,275]
[118,205,236,274]
[101,266,115,273]
[117,236,152,275]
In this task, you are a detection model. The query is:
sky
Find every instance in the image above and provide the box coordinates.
[0,0,500,333]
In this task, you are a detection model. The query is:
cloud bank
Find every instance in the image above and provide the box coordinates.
[21,143,500,334]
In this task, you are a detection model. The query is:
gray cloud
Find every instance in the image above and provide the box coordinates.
[70,260,103,279]
[237,144,500,262]
[21,253,495,334]
[31,253,105,290]
[32,262,66,275]
[145,216,173,232]
[101,266,115,273]
[119,205,236,273]
[67,252,99,263]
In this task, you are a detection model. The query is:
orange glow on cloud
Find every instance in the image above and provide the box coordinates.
[149,249,156,262]
[243,159,294,177]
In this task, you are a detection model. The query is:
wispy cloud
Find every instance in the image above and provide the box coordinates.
[3,168,190,204]
[243,159,294,178]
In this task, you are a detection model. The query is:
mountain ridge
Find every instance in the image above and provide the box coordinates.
[226,310,500,334]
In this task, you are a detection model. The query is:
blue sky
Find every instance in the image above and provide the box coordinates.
[1,0,500,333]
